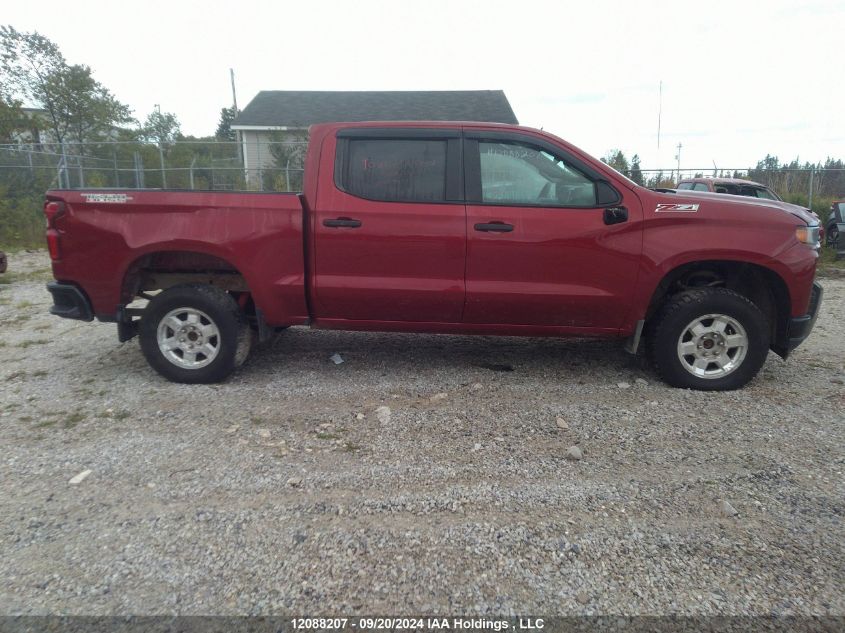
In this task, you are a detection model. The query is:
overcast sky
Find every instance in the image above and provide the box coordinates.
[4,0,842,171]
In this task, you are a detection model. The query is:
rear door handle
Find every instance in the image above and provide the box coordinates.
[474,222,514,232]
[323,217,362,228]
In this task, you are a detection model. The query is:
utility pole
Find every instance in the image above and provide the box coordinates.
[657,80,662,149]
[674,142,682,182]
[231,68,243,165]
[230,68,238,113]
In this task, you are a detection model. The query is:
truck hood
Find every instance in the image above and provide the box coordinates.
[655,190,818,225]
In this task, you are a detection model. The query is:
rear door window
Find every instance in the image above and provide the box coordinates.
[343,139,447,202]
[692,183,710,192]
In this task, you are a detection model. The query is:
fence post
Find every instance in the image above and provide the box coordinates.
[189,156,196,189]
[112,148,119,187]
[159,144,167,188]
[77,156,85,188]
[808,165,814,210]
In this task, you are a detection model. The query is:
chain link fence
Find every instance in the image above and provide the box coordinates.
[0,139,308,192]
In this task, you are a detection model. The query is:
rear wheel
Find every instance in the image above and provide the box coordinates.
[139,284,251,383]
[646,288,769,390]
[827,225,840,247]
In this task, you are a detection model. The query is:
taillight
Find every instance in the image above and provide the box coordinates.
[44,200,66,260]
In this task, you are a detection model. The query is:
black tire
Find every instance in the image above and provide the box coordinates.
[646,288,769,391]
[828,225,839,247]
[139,283,251,384]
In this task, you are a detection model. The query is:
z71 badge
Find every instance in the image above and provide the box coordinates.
[655,203,699,213]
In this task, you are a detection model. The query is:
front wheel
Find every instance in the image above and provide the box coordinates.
[646,288,770,391]
[139,284,251,384]
[827,225,839,247]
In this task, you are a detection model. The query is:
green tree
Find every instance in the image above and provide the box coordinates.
[42,63,132,143]
[602,149,630,177]
[630,154,644,185]
[141,107,181,146]
[215,106,237,141]
[0,92,23,142]
[0,26,132,144]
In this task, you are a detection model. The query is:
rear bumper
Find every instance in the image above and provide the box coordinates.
[785,281,823,353]
[46,282,94,321]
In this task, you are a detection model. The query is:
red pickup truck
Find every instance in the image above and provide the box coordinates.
[44,121,822,390]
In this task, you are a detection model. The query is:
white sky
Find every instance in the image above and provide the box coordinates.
[4,0,843,171]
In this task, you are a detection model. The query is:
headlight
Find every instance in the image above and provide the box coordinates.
[795,224,820,248]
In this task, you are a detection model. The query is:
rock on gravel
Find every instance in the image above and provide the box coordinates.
[67,469,91,485]
[375,405,391,423]
[719,499,739,517]
[566,446,583,461]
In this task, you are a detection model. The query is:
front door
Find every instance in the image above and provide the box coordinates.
[312,129,466,322]
[462,132,642,329]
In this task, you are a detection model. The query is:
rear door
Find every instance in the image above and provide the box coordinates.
[462,130,643,329]
[312,128,466,322]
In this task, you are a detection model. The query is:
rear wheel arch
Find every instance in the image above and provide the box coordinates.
[120,250,249,304]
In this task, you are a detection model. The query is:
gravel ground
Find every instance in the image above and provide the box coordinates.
[0,250,843,616]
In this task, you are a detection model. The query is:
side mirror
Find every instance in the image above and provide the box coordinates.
[596,180,621,206]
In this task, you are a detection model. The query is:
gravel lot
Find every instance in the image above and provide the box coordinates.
[0,250,843,616]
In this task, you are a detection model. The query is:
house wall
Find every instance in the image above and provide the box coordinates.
[239,128,308,189]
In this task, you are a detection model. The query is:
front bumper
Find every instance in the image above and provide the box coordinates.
[785,281,823,352]
[46,282,94,321]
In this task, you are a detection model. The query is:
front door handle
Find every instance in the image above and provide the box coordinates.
[603,206,628,225]
[323,217,362,228]
[474,222,514,232]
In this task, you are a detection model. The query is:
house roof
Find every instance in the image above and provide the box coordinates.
[231,90,518,128]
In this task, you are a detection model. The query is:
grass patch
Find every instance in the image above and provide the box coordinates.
[0,269,52,284]
[62,411,85,428]
[6,370,26,380]
[33,418,57,428]
[315,432,341,440]
[17,339,49,348]
[15,300,34,309]
[250,415,266,425]
[33,323,51,331]
[101,408,131,420]
[818,245,845,272]
[342,442,361,452]
[31,369,48,377]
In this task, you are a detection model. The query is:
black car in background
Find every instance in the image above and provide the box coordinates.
[827,201,844,246]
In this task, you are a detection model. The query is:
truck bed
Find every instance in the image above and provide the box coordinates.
[45,189,310,325]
